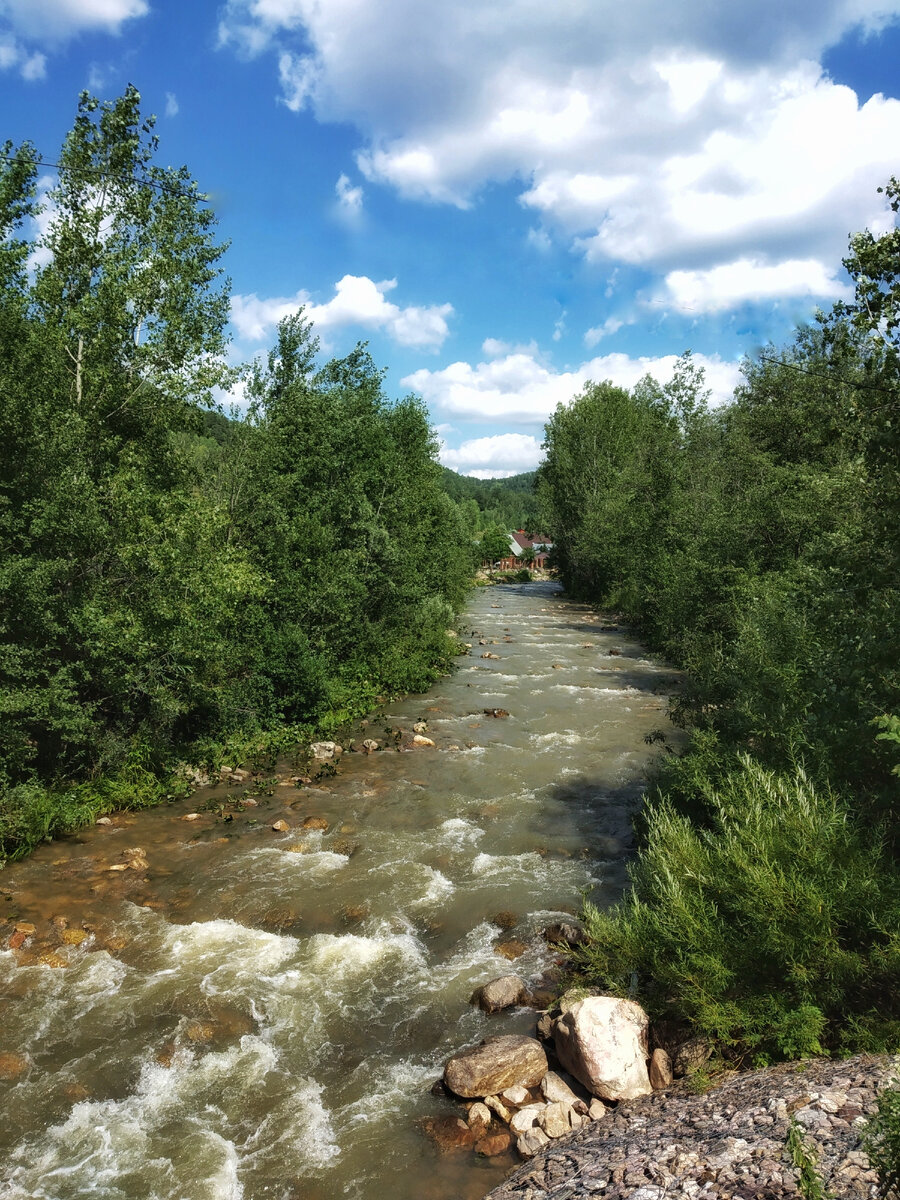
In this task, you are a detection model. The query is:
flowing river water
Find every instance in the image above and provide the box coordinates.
[0,582,680,1200]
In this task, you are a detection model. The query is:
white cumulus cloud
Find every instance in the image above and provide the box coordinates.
[657,256,852,313]
[0,0,148,40]
[231,274,453,350]
[404,349,741,425]
[0,0,148,78]
[218,0,900,309]
[440,432,543,477]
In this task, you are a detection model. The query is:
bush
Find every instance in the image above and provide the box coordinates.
[865,1085,900,1198]
[572,756,900,1062]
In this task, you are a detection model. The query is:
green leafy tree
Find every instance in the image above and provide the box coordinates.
[478,524,513,564]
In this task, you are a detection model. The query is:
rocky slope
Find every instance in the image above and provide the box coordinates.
[483,1054,898,1199]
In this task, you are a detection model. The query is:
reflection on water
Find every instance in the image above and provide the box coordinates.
[0,583,680,1200]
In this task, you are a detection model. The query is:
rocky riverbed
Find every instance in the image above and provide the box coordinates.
[0,582,683,1200]
[483,1054,897,1199]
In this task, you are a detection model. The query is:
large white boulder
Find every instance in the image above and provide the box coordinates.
[552,996,651,1101]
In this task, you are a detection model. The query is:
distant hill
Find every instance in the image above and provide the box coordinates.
[440,468,542,532]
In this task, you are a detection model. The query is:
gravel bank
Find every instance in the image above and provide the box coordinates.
[484,1054,898,1199]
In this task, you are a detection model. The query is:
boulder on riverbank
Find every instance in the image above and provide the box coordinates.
[444,1035,548,1098]
[553,996,651,1101]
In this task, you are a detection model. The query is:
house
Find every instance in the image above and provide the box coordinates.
[494,530,553,570]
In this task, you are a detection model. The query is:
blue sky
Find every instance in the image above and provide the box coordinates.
[2,0,900,476]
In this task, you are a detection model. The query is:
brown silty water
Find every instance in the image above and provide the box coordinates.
[0,582,681,1200]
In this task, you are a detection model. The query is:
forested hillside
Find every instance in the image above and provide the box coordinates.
[0,89,471,859]
[440,468,542,533]
[539,187,900,1060]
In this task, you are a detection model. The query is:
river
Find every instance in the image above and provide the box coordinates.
[0,582,679,1200]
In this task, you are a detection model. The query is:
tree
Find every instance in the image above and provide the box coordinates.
[0,86,234,783]
[479,524,513,564]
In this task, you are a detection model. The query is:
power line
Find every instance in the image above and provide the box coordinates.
[0,154,210,203]
[758,354,899,398]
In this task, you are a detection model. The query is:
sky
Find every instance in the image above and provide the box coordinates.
[2,1,900,477]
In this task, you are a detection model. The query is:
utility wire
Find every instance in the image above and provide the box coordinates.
[0,154,210,202]
[758,354,898,397]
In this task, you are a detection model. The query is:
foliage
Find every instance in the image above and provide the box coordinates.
[478,523,515,564]
[537,198,900,1063]
[571,758,900,1059]
[440,468,541,532]
[865,1085,900,1198]
[788,1119,828,1200]
[0,90,472,861]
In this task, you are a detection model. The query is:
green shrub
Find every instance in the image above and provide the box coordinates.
[572,756,900,1061]
[865,1085,900,1198]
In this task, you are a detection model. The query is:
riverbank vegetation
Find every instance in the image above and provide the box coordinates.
[0,89,471,861]
[540,182,900,1059]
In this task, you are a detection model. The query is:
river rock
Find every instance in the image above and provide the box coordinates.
[588,1098,607,1120]
[649,1046,674,1088]
[541,1071,581,1106]
[419,1115,475,1153]
[0,1052,29,1080]
[96,817,113,825]
[361,739,380,753]
[495,938,528,960]
[517,1126,550,1158]
[672,1036,712,1077]
[412,734,435,746]
[510,1104,546,1135]
[485,1094,512,1123]
[471,975,527,1013]
[272,820,290,832]
[413,721,428,733]
[444,1035,548,1099]
[475,1131,512,1157]
[542,920,586,946]
[553,996,651,1101]
[309,741,338,760]
[467,1101,492,1137]
[301,816,329,831]
[181,812,202,821]
[501,1085,530,1107]
[539,1102,572,1139]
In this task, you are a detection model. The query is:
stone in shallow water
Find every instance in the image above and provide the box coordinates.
[419,1115,475,1153]
[444,1035,548,1099]
[470,975,527,1013]
[0,1052,29,1080]
[495,938,528,960]
[475,1131,512,1157]
[467,1102,492,1137]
